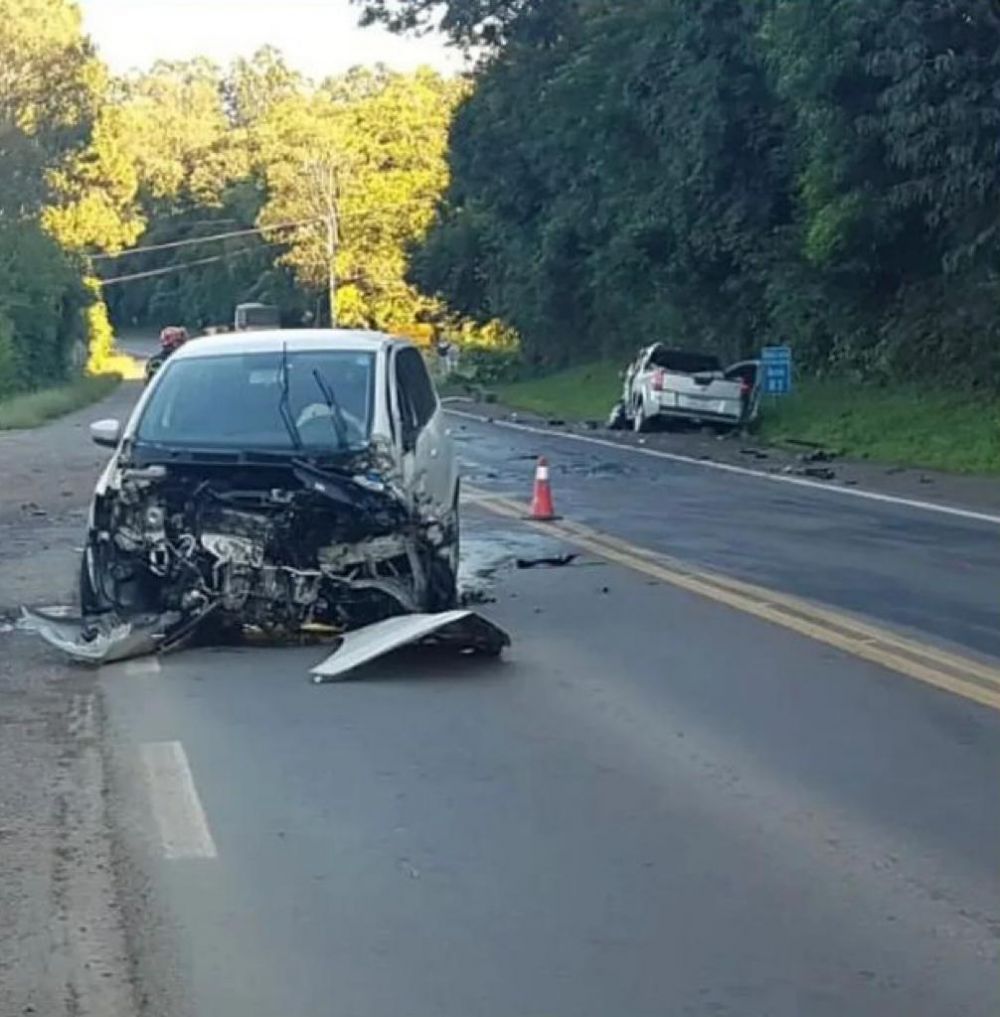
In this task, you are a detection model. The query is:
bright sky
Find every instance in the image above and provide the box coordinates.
[79,0,460,79]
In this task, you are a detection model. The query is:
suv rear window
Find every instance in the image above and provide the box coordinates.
[649,348,721,374]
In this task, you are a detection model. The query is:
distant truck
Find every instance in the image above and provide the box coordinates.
[234,303,280,331]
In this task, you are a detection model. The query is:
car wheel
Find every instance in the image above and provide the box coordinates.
[425,555,458,612]
[424,491,460,612]
[633,400,652,433]
[79,546,105,615]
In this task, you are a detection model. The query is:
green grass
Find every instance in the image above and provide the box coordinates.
[498,361,621,421]
[0,374,121,431]
[496,361,1000,475]
[759,380,1000,474]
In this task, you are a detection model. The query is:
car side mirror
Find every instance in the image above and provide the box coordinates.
[90,418,121,449]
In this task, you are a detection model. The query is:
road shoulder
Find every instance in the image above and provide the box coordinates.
[0,382,142,1015]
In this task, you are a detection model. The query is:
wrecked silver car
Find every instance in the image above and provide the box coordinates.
[609,345,762,432]
[52,330,466,663]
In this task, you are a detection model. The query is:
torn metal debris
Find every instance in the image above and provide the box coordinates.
[310,611,510,683]
[19,605,197,664]
[515,553,579,570]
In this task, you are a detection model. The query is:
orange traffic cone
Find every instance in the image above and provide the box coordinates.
[530,456,557,521]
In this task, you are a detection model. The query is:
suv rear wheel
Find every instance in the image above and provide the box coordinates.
[633,399,652,433]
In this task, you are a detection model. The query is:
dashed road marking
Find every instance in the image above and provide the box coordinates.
[140,741,218,860]
[122,656,162,677]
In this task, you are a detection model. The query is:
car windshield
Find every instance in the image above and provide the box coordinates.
[136,349,375,451]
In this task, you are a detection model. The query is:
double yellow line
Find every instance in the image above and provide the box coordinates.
[468,489,1000,712]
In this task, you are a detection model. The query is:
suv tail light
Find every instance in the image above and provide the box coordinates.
[739,377,752,396]
[652,368,666,392]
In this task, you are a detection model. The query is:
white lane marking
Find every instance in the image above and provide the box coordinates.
[447,409,1000,527]
[140,741,218,860]
[123,656,162,677]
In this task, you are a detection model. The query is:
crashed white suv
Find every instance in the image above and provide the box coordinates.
[73,330,459,658]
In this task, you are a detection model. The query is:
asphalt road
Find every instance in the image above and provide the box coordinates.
[116,330,160,361]
[452,413,1000,660]
[2,388,998,1016]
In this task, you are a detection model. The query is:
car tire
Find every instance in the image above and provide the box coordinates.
[633,400,652,433]
[425,555,458,612]
[424,490,460,612]
[79,543,114,615]
[79,548,102,615]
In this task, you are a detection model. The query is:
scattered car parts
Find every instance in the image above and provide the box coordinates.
[515,554,579,570]
[309,611,510,683]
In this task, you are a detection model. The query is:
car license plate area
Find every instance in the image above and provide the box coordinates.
[678,394,730,415]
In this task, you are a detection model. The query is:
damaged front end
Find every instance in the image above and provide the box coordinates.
[49,442,454,664]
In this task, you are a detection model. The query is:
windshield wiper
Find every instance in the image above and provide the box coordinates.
[311,368,350,450]
[278,343,303,451]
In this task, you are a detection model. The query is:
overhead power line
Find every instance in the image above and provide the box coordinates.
[98,242,282,287]
[89,217,322,262]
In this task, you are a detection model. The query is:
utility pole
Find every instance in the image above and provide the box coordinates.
[325,203,338,328]
[305,156,341,329]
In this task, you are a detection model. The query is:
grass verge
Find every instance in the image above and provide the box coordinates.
[496,361,1000,475]
[0,374,121,431]
[758,381,1000,474]
[498,362,621,421]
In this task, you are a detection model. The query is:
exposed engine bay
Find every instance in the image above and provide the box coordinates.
[20,333,513,672]
[64,444,458,660]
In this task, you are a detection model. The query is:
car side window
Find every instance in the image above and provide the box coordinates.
[396,348,437,429]
[394,356,418,437]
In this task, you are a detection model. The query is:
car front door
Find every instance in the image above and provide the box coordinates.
[391,346,456,514]
[724,360,762,422]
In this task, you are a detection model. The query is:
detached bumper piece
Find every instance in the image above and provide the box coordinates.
[310,611,511,684]
[21,603,511,682]
[19,605,209,665]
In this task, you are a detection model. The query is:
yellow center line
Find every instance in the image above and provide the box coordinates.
[467,488,1000,712]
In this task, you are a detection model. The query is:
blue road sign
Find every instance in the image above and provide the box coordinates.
[761,345,792,396]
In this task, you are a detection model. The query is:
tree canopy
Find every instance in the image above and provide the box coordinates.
[45,50,463,335]
[256,67,463,327]
[407,0,1000,385]
[0,0,103,393]
[353,0,540,49]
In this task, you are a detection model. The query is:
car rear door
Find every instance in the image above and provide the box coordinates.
[628,347,654,407]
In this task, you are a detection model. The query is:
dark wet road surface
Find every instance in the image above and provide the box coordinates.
[451,413,1000,659]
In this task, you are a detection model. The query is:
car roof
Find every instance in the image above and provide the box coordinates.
[172,329,400,360]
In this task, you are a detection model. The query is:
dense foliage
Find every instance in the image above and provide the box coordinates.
[405,0,1000,385]
[0,0,103,395]
[50,50,465,335]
